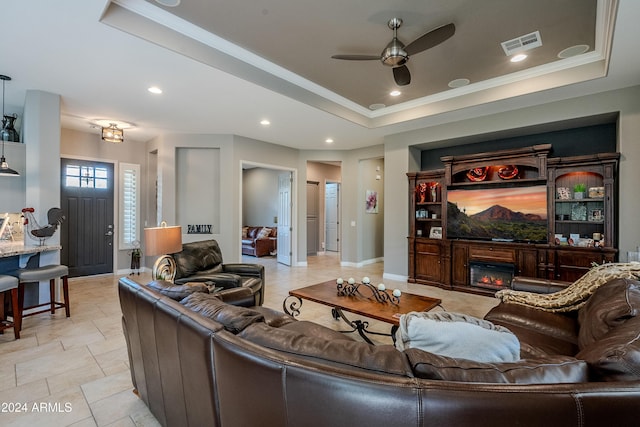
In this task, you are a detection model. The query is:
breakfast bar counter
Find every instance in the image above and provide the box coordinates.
[0,242,61,258]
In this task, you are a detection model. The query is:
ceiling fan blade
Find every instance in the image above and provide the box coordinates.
[393,65,411,86]
[331,54,380,61]
[405,23,455,56]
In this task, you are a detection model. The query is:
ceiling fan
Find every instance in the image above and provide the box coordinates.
[331,18,455,86]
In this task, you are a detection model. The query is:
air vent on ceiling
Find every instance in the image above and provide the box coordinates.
[501,31,542,56]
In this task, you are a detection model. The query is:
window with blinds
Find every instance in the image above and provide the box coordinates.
[119,163,140,249]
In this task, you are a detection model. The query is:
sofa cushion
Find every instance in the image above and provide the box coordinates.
[485,302,579,357]
[576,309,640,382]
[146,280,209,301]
[279,320,355,341]
[180,292,264,333]
[251,306,297,328]
[173,240,224,280]
[395,312,520,363]
[405,349,588,384]
[578,277,640,349]
[256,227,272,239]
[238,322,413,377]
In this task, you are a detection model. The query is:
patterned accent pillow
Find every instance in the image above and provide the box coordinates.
[256,227,272,239]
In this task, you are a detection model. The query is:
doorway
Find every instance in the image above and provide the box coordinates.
[306,181,319,255]
[241,163,294,266]
[325,182,340,252]
[60,158,114,277]
[277,171,292,266]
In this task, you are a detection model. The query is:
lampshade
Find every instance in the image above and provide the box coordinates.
[102,123,124,143]
[144,224,182,256]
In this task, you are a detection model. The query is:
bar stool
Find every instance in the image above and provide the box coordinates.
[17,265,70,325]
[0,275,20,339]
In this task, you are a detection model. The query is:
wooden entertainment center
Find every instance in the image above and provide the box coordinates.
[407,144,619,296]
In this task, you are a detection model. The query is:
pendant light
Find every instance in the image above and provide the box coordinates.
[101,123,124,143]
[0,74,19,176]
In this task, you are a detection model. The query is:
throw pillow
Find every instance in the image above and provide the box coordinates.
[578,277,640,349]
[242,226,249,238]
[395,311,520,363]
[406,349,588,383]
[180,292,264,333]
[256,227,272,239]
[146,280,209,301]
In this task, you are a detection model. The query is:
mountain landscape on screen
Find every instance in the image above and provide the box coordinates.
[446,186,548,242]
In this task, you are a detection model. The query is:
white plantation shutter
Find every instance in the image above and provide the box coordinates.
[119,163,140,249]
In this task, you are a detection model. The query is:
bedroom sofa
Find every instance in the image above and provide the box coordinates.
[118,274,640,427]
[241,226,276,257]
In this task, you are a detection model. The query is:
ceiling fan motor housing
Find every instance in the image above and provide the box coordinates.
[381,38,408,66]
[381,18,408,66]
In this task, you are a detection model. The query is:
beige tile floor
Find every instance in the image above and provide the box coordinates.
[0,253,499,426]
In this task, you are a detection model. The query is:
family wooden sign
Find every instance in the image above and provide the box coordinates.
[187,224,213,234]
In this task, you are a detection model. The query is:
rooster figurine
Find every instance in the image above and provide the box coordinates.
[22,207,66,245]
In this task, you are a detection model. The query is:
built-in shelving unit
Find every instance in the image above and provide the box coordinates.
[408,145,619,293]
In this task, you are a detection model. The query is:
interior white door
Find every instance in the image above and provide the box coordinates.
[277,171,292,266]
[325,182,340,252]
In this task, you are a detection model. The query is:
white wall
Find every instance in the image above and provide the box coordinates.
[242,168,279,227]
[359,157,384,262]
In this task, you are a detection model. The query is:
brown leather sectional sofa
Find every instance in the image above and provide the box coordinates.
[118,276,640,427]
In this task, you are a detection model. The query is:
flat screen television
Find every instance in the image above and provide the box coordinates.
[446,185,548,243]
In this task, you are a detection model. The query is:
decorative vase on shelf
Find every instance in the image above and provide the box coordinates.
[1,114,19,142]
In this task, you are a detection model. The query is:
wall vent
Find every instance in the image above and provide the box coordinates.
[501,31,542,56]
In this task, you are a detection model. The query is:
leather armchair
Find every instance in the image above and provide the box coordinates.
[170,239,265,305]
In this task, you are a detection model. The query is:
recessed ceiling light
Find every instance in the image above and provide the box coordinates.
[260,119,271,126]
[155,0,181,6]
[369,103,386,110]
[510,54,527,63]
[325,138,334,144]
[558,44,589,59]
[148,86,162,94]
[390,90,401,97]
[448,78,470,88]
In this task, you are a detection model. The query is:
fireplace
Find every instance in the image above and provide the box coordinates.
[469,261,515,290]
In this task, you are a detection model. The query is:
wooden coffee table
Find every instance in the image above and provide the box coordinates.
[283,280,442,344]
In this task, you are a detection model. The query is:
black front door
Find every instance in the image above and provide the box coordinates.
[60,158,114,277]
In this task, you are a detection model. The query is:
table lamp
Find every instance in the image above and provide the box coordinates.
[144,221,182,281]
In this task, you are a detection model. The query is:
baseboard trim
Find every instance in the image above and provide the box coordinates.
[340,257,383,268]
[383,272,408,282]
